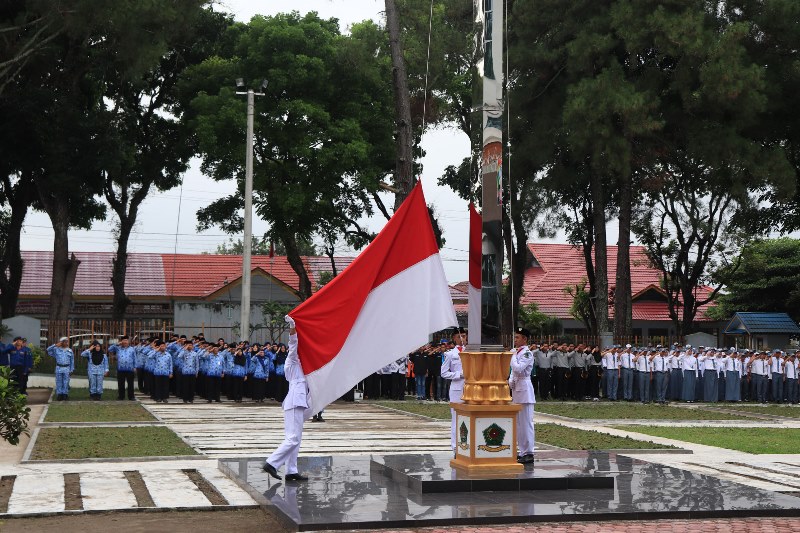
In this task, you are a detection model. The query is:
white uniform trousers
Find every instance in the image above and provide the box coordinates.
[267,406,305,474]
[516,403,535,456]
[450,399,463,450]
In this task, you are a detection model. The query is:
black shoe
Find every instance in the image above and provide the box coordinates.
[285,473,308,481]
[317,416,325,422]
[263,463,281,480]
[312,415,319,422]
[522,454,535,464]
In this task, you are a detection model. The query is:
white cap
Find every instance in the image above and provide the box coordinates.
[625,344,632,348]
[685,344,692,348]
[59,336,69,342]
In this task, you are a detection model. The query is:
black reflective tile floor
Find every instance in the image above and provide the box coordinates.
[219,452,800,531]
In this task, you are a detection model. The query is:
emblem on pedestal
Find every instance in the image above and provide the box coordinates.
[478,422,509,452]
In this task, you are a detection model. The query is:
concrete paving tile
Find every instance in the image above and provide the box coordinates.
[139,469,211,508]
[6,473,64,514]
[79,471,138,511]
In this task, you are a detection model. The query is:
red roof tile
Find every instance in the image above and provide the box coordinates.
[19,251,355,299]
[522,244,715,322]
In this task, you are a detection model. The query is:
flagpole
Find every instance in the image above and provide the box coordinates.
[477,0,505,348]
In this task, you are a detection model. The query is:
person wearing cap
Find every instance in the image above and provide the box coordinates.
[633,348,651,403]
[532,343,551,400]
[509,327,536,464]
[724,349,741,402]
[167,335,188,397]
[263,315,311,482]
[179,341,199,403]
[108,335,137,401]
[441,327,465,454]
[47,337,75,401]
[80,340,109,400]
[750,351,768,403]
[4,337,33,396]
[651,349,668,404]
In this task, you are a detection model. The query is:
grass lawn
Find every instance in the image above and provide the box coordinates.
[31,427,196,460]
[45,403,155,422]
[373,400,451,419]
[537,423,675,450]
[372,402,675,450]
[708,404,800,419]
[535,402,749,421]
[612,426,800,454]
[61,388,121,401]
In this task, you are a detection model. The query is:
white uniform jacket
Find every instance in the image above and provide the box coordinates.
[509,346,536,404]
[441,347,464,402]
[282,333,311,416]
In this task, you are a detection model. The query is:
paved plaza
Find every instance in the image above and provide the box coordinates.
[2,383,800,526]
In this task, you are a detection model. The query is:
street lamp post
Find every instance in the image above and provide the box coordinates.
[236,78,266,342]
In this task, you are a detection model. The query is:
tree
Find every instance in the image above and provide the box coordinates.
[261,301,295,342]
[0,366,29,446]
[709,238,800,323]
[103,5,225,319]
[188,13,394,300]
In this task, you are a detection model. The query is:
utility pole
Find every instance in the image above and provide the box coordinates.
[236,78,266,342]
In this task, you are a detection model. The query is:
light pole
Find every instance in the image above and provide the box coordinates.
[236,78,267,342]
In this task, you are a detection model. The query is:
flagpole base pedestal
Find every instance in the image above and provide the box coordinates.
[450,402,524,474]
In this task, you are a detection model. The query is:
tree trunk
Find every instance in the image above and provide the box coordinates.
[590,169,610,334]
[579,202,598,334]
[48,204,80,322]
[614,173,633,339]
[0,176,34,318]
[111,215,134,320]
[283,233,313,301]
[385,0,414,211]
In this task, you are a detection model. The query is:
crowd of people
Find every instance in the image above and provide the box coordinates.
[39,334,304,407]
[528,343,799,405]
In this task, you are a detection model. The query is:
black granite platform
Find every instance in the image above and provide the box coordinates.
[370,453,614,493]
[218,452,800,531]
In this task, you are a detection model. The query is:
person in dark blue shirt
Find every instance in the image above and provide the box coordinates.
[5,337,34,395]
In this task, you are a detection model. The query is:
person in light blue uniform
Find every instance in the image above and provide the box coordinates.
[151,340,173,402]
[48,337,75,401]
[167,335,187,396]
[203,345,225,403]
[81,341,109,400]
[180,342,199,403]
[143,340,157,399]
[248,350,272,403]
[108,336,137,400]
[229,348,248,402]
[135,339,147,393]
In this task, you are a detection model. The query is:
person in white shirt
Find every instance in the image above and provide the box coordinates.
[681,348,698,402]
[770,351,785,403]
[784,354,798,404]
[602,349,619,401]
[620,345,634,401]
[264,316,311,482]
[441,328,465,454]
[700,349,719,403]
[668,347,683,401]
[509,327,536,464]
[651,349,668,404]
[633,349,651,403]
[724,349,740,402]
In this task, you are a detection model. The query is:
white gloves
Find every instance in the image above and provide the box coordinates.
[285,315,295,328]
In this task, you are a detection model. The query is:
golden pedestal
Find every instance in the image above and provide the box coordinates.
[450,350,523,474]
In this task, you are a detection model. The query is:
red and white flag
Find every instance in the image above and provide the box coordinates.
[290,182,457,415]
[468,202,481,345]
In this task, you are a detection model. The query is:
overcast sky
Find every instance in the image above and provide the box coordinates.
[20,0,484,282]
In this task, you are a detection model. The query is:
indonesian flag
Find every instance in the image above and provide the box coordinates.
[468,202,481,345]
[290,182,457,415]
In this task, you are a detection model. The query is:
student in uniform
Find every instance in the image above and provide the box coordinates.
[681,347,698,402]
[602,348,619,401]
[620,345,634,401]
[441,327,465,454]
[770,350,785,403]
[180,342,199,403]
[249,349,272,403]
[81,340,109,400]
[203,345,225,403]
[509,327,536,464]
[784,353,798,404]
[47,337,74,401]
[229,348,248,403]
[263,316,311,482]
[151,340,173,403]
[4,337,33,395]
[108,335,137,400]
[135,338,147,393]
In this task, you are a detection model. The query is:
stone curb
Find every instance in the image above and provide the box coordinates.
[0,503,260,520]
[21,454,207,465]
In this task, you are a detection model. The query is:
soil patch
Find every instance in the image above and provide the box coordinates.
[123,471,155,508]
[0,509,285,533]
[63,473,82,511]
